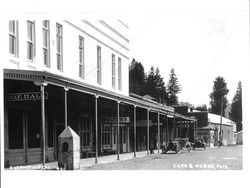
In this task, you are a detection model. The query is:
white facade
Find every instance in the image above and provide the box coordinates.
[6,19,129,96]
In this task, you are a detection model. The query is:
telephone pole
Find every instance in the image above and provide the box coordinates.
[219,95,223,147]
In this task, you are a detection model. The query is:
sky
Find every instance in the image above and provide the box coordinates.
[1,0,248,108]
[127,0,249,107]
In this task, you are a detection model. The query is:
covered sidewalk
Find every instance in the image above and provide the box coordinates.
[9,150,159,170]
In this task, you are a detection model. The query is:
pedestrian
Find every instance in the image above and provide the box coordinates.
[150,137,155,154]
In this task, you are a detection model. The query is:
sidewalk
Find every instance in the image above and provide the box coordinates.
[27,149,160,170]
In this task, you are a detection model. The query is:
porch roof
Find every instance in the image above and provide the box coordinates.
[4,69,179,115]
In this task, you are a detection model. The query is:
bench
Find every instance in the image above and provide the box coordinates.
[81,147,96,158]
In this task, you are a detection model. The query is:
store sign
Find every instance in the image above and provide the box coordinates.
[101,117,130,124]
[103,124,126,127]
[7,92,48,101]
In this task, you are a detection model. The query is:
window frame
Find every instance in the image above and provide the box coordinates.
[42,20,50,67]
[80,117,91,147]
[97,46,102,85]
[112,54,116,89]
[27,21,35,61]
[79,36,85,79]
[102,126,112,146]
[56,23,63,72]
[118,57,122,91]
[9,20,18,57]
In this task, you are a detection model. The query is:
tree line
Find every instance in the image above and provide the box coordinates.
[129,58,181,105]
[129,58,242,132]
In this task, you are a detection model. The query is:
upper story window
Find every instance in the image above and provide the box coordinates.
[9,20,18,57]
[27,21,35,61]
[42,20,50,67]
[118,57,122,91]
[79,36,85,79]
[56,23,63,72]
[112,54,116,89]
[97,46,102,85]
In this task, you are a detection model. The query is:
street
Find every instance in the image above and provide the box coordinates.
[86,145,242,170]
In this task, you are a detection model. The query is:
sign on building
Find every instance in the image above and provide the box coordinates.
[7,92,48,101]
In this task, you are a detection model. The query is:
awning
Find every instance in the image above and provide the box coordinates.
[4,69,174,114]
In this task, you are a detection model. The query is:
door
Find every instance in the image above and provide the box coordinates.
[8,108,42,165]
[8,108,26,166]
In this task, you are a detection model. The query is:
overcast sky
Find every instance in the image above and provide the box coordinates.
[127,0,248,107]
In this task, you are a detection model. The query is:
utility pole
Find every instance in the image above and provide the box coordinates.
[219,95,223,147]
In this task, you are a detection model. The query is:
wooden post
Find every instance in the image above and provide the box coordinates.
[174,113,176,139]
[64,87,69,128]
[41,84,46,166]
[95,94,98,163]
[180,117,182,138]
[34,81,48,166]
[157,112,160,154]
[134,105,137,158]
[166,114,169,142]
[193,121,195,142]
[147,108,149,155]
[117,100,120,160]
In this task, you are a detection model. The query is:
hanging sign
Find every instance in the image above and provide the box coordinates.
[101,117,130,124]
[7,92,48,101]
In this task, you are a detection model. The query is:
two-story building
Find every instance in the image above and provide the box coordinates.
[2,19,196,167]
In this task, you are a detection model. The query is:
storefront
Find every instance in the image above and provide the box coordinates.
[4,69,197,167]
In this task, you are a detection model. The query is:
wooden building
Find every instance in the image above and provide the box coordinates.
[2,19,197,167]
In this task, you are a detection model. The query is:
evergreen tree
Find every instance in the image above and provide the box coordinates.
[209,76,229,115]
[166,68,181,105]
[146,66,156,98]
[129,59,146,96]
[145,66,167,104]
[154,67,168,104]
[230,81,242,131]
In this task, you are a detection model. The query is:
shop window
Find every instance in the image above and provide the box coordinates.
[102,126,112,146]
[8,109,23,149]
[80,117,91,147]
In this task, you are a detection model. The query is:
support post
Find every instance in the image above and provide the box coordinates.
[180,117,182,138]
[34,81,48,167]
[64,86,69,128]
[219,96,223,147]
[147,108,149,155]
[157,112,160,154]
[134,105,137,158]
[193,121,195,142]
[166,114,169,142]
[174,113,176,139]
[117,100,120,160]
[41,85,46,166]
[95,94,99,163]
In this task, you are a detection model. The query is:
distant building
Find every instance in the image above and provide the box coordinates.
[224,104,231,119]
[236,130,243,145]
[188,110,236,147]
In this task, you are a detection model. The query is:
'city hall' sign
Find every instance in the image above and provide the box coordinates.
[8,92,48,101]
